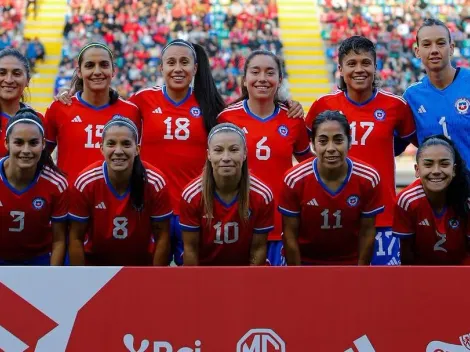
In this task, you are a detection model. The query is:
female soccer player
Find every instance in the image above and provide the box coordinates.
[279,110,383,265]
[0,108,68,265]
[68,116,172,266]
[393,135,470,265]
[45,42,141,181]
[0,48,44,156]
[305,35,416,265]
[404,18,470,167]
[218,50,311,265]
[180,123,274,266]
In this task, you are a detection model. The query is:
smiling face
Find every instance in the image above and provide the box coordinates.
[208,131,246,179]
[415,25,454,72]
[0,55,29,103]
[101,125,140,173]
[338,50,375,94]
[77,47,115,93]
[313,120,350,171]
[415,144,455,194]
[243,54,281,102]
[5,123,44,170]
[161,45,197,93]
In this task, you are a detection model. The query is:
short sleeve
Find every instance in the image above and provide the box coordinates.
[360,176,385,218]
[392,201,415,238]
[253,195,274,234]
[396,101,416,139]
[68,183,90,222]
[44,104,58,144]
[305,100,323,133]
[147,171,173,221]
[293,124,311,157]
[179,194,201,232]
[278,175,301,217]
[51,187,69,222]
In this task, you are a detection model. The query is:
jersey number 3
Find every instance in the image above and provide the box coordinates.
[9,211,25,232]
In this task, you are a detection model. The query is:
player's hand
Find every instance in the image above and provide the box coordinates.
[286,99,304,119]
[54,87,74,105]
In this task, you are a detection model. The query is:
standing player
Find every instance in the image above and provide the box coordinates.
[45,43,141,181]
[393,135,470,265]
[305,36,416,265]
[0,108,68,265]
[0,48,44,156]
[279,111,383,265]
[218,50,311,265]
[404,18,470,167]
[68,116,172,266]
[180,123,273,266]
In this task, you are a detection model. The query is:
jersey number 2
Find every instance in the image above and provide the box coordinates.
[434,231,448,253]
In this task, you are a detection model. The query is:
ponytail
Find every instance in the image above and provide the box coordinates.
[130,155,147,212]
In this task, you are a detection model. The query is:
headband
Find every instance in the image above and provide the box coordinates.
[208,126,246,145]
[103,119,139,141]
[5,118,44,136]
[78,43,114,62]
[161,40,197,62]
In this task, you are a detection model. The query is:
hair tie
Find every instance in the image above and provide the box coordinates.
[208,125,246,145]
[78,43,114,62]
[161,40,197,63]
[103,116,139,141]
[5,118,44,136]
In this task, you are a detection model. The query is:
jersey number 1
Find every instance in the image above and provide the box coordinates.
[213,222,239,244]
[85,124,105,148]
[164,117,190,140]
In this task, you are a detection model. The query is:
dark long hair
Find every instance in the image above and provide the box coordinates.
[310,110,352,147]
[337,36,378,91]
[102,115,146,211]
[0,48,31,133]
[5,107,64,175]
[69,42,119,104]
[416,135,470,222]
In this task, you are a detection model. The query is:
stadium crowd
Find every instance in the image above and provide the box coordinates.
[57,0,284,103]
[318,0,470,95]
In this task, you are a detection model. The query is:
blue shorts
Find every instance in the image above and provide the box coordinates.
[371,227,401,265]
[266,240,286,266]
[0,252,51,266]
[170,215,184,266]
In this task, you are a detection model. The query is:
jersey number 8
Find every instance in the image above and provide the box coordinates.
[113,217,128,239]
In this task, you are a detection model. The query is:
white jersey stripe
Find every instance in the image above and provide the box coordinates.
[184,184,203,203]
[249,184,270,204]
[75,170,104,190]
[78,175,105,192]
[250,176,273,200]
[403,193,427,211]
[74,167,103,187]
[132,86,162,97]
[378,89,407,104]
[399,188,426,208]
[353,163,380,183]
[351,170,377,188]
[147,171,165,188]
[288,169,314,189]
[39,174,66,193]
[42,168,68,190]
[398,186,424,208]
[182,178,203,199]
[148,178,163,192]
[284,162,311,185]
[118,97,138,108]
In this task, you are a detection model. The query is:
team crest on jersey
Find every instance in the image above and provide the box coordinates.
[455,98,470,115]
[449,218,460,229]
[346,195,360,207]
[32,197,46,210]
[373,109,386,121]
[277,125,289,137]
[190,106,201,117]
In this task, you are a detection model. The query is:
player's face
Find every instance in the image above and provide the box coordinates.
[415,145,455,194]
[78,48,115,93]
[338,50,375,93]
[5,123,44,169]
[0,56,29,102]
[161,46,197,92]
[101,126,140,173]
[415,25,454,72]
[208,132,246,179]
[313,121,349,170]
[244,54,281,101]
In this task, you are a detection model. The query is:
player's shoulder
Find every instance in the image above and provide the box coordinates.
[73,161,105,192]
[39,166,68,193]
[283,157,315,188]
[181,176,203,204]
[377,89,408,106]
[115,97,139,111]
[46,96,79,114]
[143,162,168,192]
[396,179,426,211]
[403,79,426,98]
[217,100,245,120]
[350,157,380,188]
[131,85,163,99]
[249,174,274,204]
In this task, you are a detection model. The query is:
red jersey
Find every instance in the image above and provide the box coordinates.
[0,157,68,260]
[305,89,416,227]
[279,157,384,265]
[0,104,45,156]
[179,175,274,265]
[69,160,173,266]
[218,100,311,240]
[130,86,207,215]
[44,93,141,182]
[393,179,469,265]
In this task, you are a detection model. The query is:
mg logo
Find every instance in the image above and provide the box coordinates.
[236,328,286,352]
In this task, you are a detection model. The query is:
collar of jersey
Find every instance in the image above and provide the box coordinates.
[344,89,378,107]
[312,157,353,197]
[214,190,238,208]
[77,91,110,110]
[103,161,130,200]
[424,67,462,95]
[0,156,42,195]
[243,99,280,122]
[0,102,27,120]
[163,85,192,107]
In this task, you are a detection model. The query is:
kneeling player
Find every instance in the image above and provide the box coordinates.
[393,135,470,265]
[180,123,274,266]
[68,116,172,266]
[279,110,384,265]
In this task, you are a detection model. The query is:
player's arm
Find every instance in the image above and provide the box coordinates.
[286,99,304,118]
[182,230,199,266]
[69,221,87,265]
[250,233,268,265]
[282,215,301,265]
[50,222,66,265]
[151,219,170,266]
[399,237,414,265]
[358,217,376,265]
